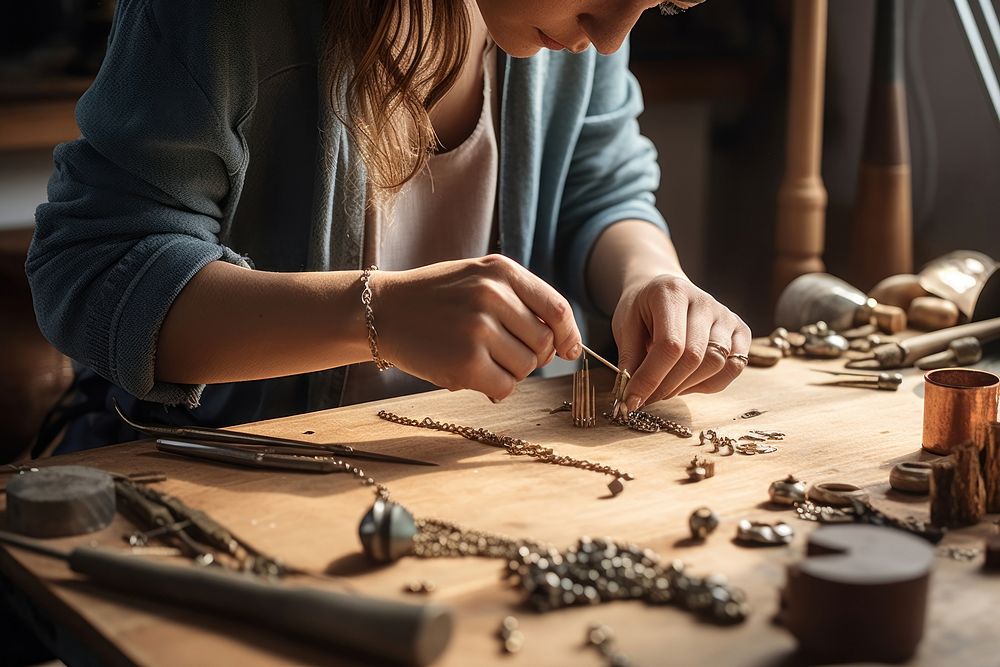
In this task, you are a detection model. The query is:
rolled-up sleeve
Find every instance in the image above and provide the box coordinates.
[556,42,667,311]
[26,0,252,406]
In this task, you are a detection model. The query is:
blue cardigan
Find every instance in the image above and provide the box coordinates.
[27,0,666,431]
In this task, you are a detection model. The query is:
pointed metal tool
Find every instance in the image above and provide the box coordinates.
[810,369,903,391]
[114,400,437,467]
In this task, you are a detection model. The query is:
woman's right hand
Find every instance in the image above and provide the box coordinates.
[376,254,582,400]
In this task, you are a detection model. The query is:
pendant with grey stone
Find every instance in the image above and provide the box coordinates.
[359,498,418,563]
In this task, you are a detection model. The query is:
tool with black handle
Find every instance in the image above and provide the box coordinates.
[0,531,452,666]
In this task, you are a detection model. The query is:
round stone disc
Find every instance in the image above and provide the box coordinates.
[6,465,116,538]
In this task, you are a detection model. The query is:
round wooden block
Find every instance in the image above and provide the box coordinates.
[782,525,933,663]
[6,465,116,538]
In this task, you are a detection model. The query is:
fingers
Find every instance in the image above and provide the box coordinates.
[680,318,752,395]
[614,319,648,381]
[483,255,582,359]
[623,296,686,412]
[668,320,733,398]
[488,321,541,382]
[492,286,557,367]
[644,300,718,402]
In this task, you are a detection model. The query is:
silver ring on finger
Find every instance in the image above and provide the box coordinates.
[706,342,731,358]
[727,353,750,365]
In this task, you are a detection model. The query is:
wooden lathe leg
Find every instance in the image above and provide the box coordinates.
[773,0,829,301]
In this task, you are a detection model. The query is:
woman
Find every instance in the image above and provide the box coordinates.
[27,0,749,451]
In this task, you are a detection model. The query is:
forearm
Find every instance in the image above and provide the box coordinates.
[155,261,371,384]
[586,220,686,315]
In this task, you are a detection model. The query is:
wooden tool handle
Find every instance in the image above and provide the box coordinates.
[901,317,1000,364]
[69,548,452,666]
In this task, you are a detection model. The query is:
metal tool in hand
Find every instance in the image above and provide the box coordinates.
[811,369,903,391]
[114,400,436,467]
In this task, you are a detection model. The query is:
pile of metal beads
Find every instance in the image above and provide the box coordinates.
[503,536,749,624]
[360,499,748,624]
[768,322,850,359]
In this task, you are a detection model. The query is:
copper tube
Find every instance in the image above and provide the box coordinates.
[922,368,1000,455]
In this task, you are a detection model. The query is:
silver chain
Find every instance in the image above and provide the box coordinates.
[377,410,635,481]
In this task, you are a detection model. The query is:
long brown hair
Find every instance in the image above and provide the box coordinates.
[327,1,471,194]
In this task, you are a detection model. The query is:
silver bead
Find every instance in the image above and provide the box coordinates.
[689,507,720,540]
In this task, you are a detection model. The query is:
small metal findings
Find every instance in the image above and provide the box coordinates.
[802,333,849,359]
[750,430,785,440]
[736,519,794,546]
[889,461,933,495]
[686,457,716,482]
[735,442,777,455]
[938,546,982,562]
[586,624,631,667]
[498,616,524,654]
[689,507,720,540]
[800,321,830,337]
[794,501,855,524]
[806,482,869,508]
[403,580,436,594]
[607,477,626,497]
[738,409,767,419]
[769,328,793,357]
[549,401,572,414]
[610,369,631,421]
[769,475,807,506]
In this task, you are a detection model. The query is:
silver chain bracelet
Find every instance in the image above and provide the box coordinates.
[360,265,393,371]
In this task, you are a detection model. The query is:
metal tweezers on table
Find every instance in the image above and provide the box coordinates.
[113,400,437,471]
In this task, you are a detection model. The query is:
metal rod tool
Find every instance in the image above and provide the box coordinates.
[0,531,452,666]
[811,369,903,391]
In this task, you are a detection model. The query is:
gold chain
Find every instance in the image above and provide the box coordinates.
[360,266,393,371]
[376,411,635,482]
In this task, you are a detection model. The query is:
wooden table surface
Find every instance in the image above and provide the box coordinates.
[2,357,999,666]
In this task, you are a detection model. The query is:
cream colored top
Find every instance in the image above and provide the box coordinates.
[341,44,499,406]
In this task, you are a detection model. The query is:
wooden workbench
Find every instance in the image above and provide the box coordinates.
[2,357,999,666]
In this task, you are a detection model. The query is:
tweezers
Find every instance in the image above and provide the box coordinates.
[114,400,436,467]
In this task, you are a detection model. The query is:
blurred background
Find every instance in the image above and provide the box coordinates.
[1,0,998,461]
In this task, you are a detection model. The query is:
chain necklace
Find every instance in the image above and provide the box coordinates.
[360,497,748,625]
[610,409,693,438]
[347,413,747,624]
[377,411,635,486]
[794,499,944,543]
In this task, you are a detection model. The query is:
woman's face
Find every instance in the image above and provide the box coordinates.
[475,0,702,57]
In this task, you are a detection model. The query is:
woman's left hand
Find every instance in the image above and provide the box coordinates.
[612,273,751,412]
